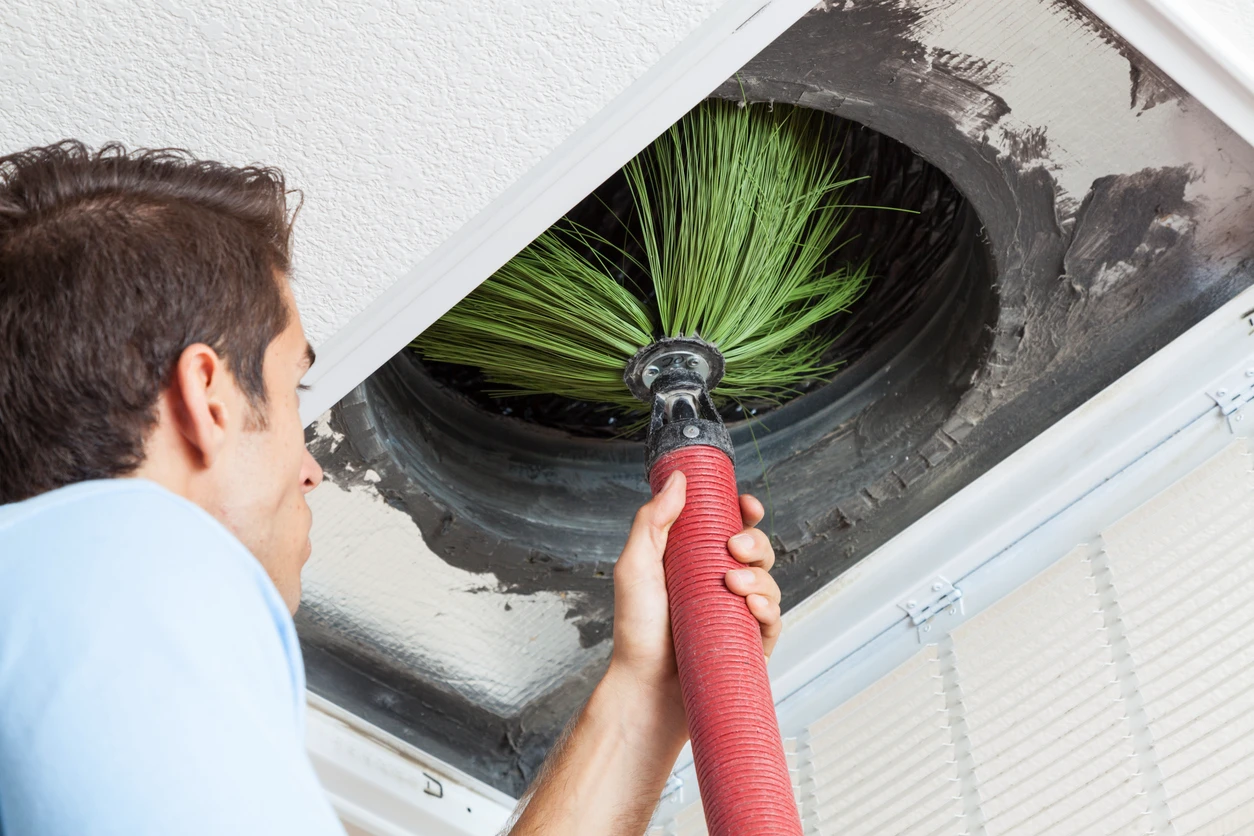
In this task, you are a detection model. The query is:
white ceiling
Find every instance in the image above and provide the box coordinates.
[0,0,724,346]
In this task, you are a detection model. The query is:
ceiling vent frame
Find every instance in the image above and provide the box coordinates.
[294,0,1254,831]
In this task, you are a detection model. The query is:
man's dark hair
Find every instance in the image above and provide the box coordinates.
[0,140,300,504]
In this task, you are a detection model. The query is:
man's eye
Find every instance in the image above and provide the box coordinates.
[298,383,311,393]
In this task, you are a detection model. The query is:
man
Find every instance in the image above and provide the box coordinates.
[0,141,784,835]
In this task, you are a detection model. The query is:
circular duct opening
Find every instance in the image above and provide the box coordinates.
[419,112,968,439]
[328,107,997,589]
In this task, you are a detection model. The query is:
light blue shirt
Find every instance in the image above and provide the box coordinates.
[0,479,344,835]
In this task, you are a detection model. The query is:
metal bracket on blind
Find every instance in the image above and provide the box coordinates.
[1205,364,1254,435]
[900,576,964,641]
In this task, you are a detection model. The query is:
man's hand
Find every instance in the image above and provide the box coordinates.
[606,470,784,747]
[508,470,784,835]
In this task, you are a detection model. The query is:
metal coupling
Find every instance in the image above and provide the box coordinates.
[624,338,734,473]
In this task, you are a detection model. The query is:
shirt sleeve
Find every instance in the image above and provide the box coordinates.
[0,484,345,836]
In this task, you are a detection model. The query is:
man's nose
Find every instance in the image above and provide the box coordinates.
[301,448,324,493]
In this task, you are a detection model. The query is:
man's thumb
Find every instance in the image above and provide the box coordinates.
[651,470,687,528]
[625,470,687,557]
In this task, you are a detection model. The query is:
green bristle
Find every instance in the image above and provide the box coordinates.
[413,99,871,411]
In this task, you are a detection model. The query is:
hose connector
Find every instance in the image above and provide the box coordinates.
[624,338,734,474]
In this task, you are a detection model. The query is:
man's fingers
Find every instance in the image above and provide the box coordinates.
[747,594,783,659]
[618,471,687,569]
[727,527,774,571]
[724,567,782,606]
[739,494,765,528]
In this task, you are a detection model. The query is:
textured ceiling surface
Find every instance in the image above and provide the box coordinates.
[0,0,724,345]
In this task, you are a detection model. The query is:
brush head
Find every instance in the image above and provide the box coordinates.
[412,99,871,414]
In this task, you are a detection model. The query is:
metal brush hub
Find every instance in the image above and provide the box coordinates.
[624,337,726,403]
[643,352,708,391]
[625,337,734,472]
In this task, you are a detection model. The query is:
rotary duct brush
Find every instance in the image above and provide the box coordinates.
[625,337,802,836]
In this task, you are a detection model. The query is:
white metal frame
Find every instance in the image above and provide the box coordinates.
[767,287,1254,707]
[306,695,515,836]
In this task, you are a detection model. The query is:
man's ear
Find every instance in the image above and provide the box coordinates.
[169,343,235,469]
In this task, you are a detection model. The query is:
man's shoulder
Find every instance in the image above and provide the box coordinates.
[0,483,336,835]
[0,478,296,665]
[2,478,229,543]
[0,478,306,732]
[0,479,261,587]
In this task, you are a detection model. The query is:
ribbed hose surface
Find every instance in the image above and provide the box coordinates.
[650,446,802,836]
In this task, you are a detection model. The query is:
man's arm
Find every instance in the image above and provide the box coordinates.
[507,471,784,834]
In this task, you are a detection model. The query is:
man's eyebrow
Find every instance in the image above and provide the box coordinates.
[302,343,316,371]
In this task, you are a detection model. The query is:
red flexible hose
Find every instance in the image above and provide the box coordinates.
[650,445,802,836]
